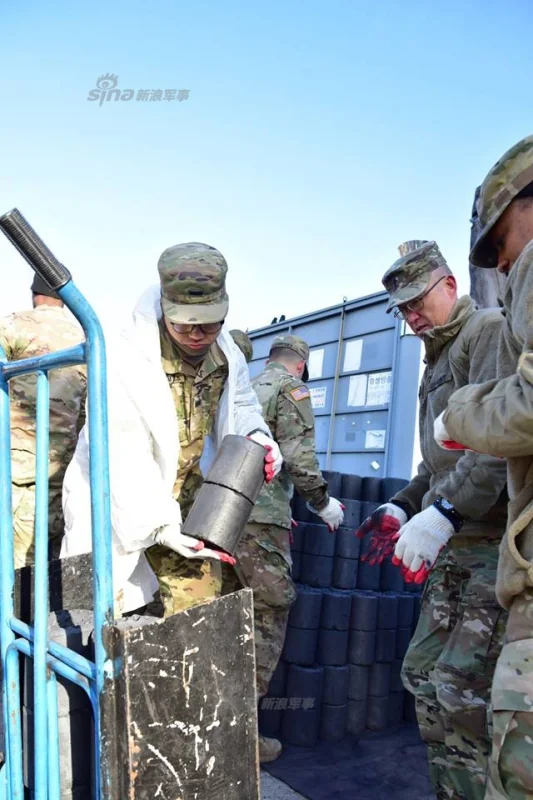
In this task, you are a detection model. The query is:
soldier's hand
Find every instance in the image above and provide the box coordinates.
[248,432,283,482]
[154,525,236,565]
[356,503,408,565]
[433,411,467,451]
[315,497,345,531]
[392,505,453,583]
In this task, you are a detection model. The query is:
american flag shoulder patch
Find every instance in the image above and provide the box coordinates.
[290,386,310,402]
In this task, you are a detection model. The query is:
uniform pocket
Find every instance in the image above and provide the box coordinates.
[434,559,464,631]
[488,707,533,797]
[487,640,533,798]
[434,602,505,739]
[235,536,297,609]
[426,372,453,395]
[491,639,533,713]
[253,541,297,609]
[257,537,292,567]
[440,601,505,677]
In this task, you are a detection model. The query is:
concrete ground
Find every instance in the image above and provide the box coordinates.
[261,769,307,799]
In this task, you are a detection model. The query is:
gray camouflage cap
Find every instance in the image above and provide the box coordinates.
[382,240,448,313]
[230,329,253,363]
[470,135,533,268]
[158,242,229,324]
[270,334,310,381]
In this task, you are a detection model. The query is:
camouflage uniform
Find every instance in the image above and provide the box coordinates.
[230,329,253,363]
[0,305,86,567]
[382,242,508,800]
[143,243,273,618]
[442,136,533,799]
[225,335,328,698]
[403,541,506,799]
[145,320,229,619]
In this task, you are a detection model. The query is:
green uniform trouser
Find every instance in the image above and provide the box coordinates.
[485,587,533,799]
[223,522,297,699]
[12,484,63,568]
[143,478,222,619]
[402,537,507,800]
[145,546,222,618]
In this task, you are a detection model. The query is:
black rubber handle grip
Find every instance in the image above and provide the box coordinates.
[0,208,72,290]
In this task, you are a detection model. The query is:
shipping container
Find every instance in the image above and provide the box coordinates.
[248,290,421,479]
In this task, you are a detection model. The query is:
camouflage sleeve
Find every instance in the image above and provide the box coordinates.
[0,316,22,359]
[391,460,430,518]
[0,322,9,357]
[445,244,533,458]
[76,369,88,435]
[275,386,329,510]
[437,311,508,518]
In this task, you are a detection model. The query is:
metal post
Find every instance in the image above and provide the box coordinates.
[383,316,401,476]
[58,281,114,797]
[325,304,346,469]
[0,351,24,799]
[47,673,60,798]
[34,370,50,799]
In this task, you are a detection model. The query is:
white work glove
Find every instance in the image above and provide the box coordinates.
[154,524,236,564]
[248,431,283,482]
[314,497,345,531]
[393,505,454,583]
[434,411,466,451]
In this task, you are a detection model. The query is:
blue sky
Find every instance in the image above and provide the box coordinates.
[0,0,531,336]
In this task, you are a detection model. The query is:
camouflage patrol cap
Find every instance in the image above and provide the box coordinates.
[382,241,448,313]
[270,334,310,382]
[230,329,253,363]
[158,242,229,324]
[471,135,533,268]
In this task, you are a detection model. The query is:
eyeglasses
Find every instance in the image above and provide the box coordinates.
[169,321,224,334]
[393,276,446,320]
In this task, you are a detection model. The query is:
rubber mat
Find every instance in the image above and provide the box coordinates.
[263,724,434,800]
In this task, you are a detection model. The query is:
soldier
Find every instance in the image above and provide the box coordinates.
[0,274,86,567]
[61,243,282,618]
[230,329,253,363]
[225,334,344,762]
[356,241,508,799]
[434,135,533,798]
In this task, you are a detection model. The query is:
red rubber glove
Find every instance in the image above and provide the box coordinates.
[355,503,408,565]
[398,561,429,584]
[248,432,283,483]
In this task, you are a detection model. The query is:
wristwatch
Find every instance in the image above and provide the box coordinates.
[433,496,464,533]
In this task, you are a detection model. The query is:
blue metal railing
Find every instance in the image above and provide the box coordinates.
[0,210,115,798]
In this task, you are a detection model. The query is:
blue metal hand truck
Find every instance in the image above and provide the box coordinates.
[0,209,115,799]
